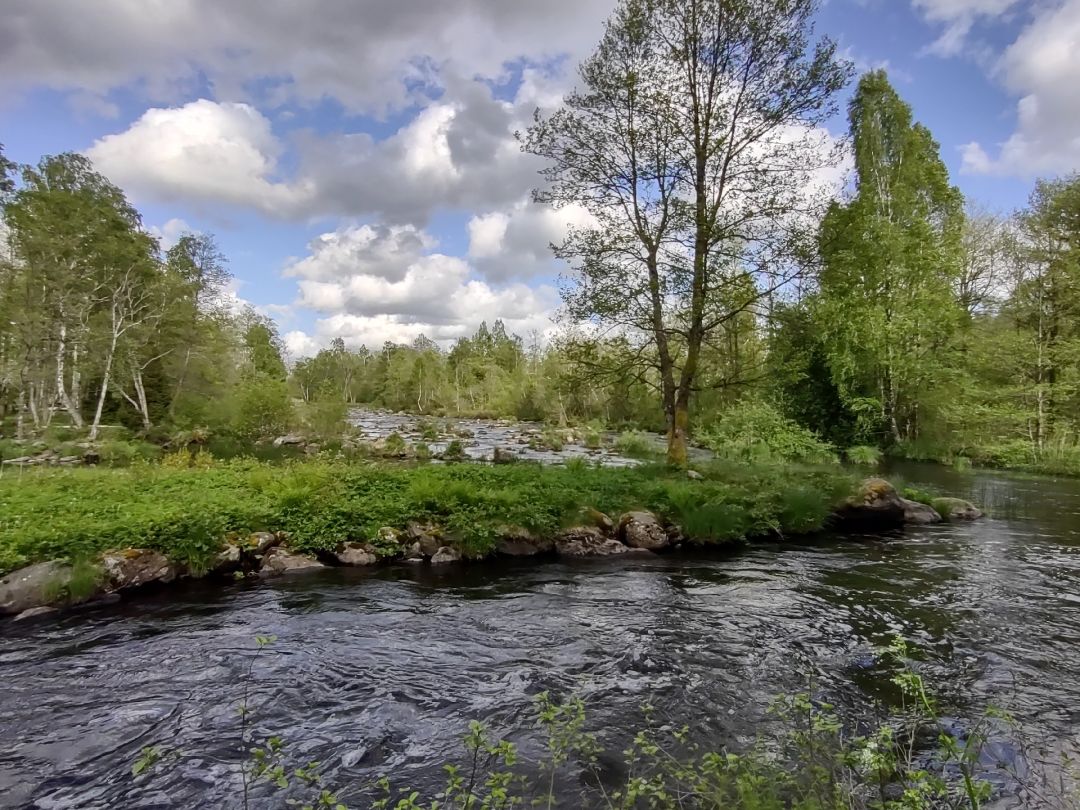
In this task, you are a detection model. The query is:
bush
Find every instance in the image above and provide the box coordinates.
[234,376,294,440]
[845,445,881,465]
[699,401,837,464]
[614,430,659,459]
[303,395,348,440]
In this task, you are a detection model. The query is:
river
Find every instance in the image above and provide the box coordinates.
[1,461,1079,808]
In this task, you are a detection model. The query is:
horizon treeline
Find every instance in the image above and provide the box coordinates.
[1,65,1078,468]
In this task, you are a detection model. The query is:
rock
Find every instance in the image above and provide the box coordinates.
[431,546,462,564]
[14,606,59,622]
[495,528,554,557]
[492,447,517,464]
[900,498,943,525]
[101,549,177,590]
[403,541,425,562]
[58,456,81,465]
[406,522,442,557]
[618,511,671,550]
[213,543,243,573]
[0,561,71,615]
[686,469,704,481]
[272,434,306,448]
[932,497,984,521]
[581,507,615,534]
[2,456,32,465]
[832,478,906,531]
[377,527,402,546]
[83,451,100,466]
[337,543,379,566]
[556,527,633,557]
[259,548,325,577]
[247,532,281,555]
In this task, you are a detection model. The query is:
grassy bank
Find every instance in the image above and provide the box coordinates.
[0,458,857,575]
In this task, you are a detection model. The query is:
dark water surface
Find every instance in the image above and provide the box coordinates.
[3,462,1080,808]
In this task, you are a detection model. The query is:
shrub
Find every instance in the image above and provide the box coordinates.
[234,376,294,440]
[303,393,348,440]
[699,401,837,464]
[583,428,603,450]
[614,430,658,459]
[442,439,467,461]
[845,445,882,465]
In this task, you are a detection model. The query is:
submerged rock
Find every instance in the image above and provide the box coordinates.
[932,497,984,521]
[556,527,634,557]
[899,498,943,525]
[495,528,554,557]
[832,478,906,531]
[101,549,176,590]
[336,543,379,566]
[618,511,671,550]
[0,561,71,615]
[259,548,325,577]
[13,605,59,622]
[431,546,462,564]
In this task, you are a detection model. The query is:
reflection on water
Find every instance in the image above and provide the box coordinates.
[2,462,1080,807]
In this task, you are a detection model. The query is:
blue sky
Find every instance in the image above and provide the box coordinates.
[2,0,1077,356]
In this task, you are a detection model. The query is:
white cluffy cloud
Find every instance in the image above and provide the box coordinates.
[86,100,312,217]
[911,0,1020,56]
[958,0,1080,176]
[84,69,566,224]
[283,224,558,355]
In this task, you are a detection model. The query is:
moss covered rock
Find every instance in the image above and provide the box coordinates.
[931,497,983,521]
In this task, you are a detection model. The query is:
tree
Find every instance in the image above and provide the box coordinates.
[0,144,14,197]
[816,70,964,444]
[525,0,850,464]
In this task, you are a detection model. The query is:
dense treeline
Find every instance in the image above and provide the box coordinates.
[2,16,1080,473]
[0,149,294,449]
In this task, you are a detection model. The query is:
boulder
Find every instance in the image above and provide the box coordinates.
[581,507,615,534]
[259,548,325,578]
[899,498,943,525]
[403,541,425,562]
[686,470,704,481]
[337,543,379,566]
[212,543,243,574]
[406,522,442,557]
[618,511,671,550]
[556,527,634,557]
[101,549,177,590]
[831,478,906,531]
[0,561,71,615]
[376,527,402,546]
[247,532,280,555]
[495,528,554,557]
[431,546,462,565]
[932,497,984,521]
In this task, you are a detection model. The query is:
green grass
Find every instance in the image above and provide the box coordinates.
[614,430,660,459]
[845,445,882,465]
[0,458,857,575]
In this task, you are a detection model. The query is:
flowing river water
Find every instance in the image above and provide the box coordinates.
[2,460,1080,808]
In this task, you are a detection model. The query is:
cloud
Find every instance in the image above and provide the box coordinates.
[0,0,610,115]
[86,100,312,216]
[960,0,1080,176]
[467,200,596,281]
[282,223,557,354]
[84,75,559,223]
[911,0,1020,56]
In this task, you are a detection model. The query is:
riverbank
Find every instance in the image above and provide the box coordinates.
[0,459,982,619]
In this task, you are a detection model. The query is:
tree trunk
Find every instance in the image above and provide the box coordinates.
[667,392,691,468]
[55,322,84,428]
[89,332,119,441]
[133,366,152,431]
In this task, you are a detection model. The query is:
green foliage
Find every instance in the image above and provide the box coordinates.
[614,431,659,459]
[846,445,882,465]
[303,389,348,441]
[699,401,837,464]
[0,459,857,575]
[234,376,294,440]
